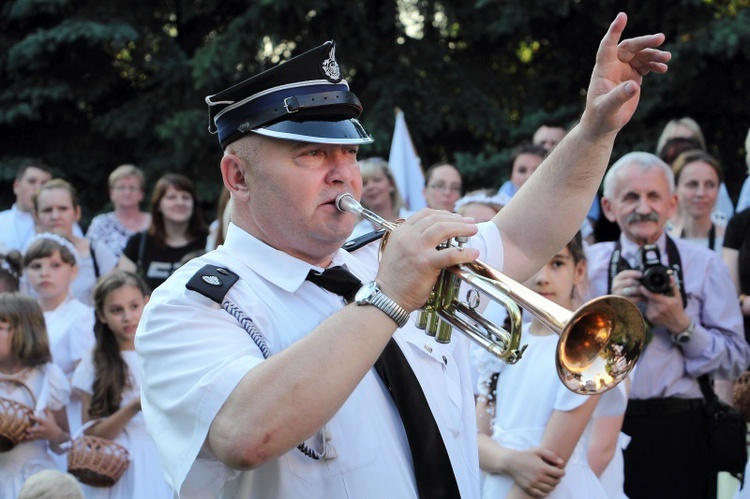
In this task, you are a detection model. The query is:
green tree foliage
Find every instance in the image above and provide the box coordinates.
[1,0,749,222]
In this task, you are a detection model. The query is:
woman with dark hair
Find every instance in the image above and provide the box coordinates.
[668,149,726,252]
[117,173,208,291]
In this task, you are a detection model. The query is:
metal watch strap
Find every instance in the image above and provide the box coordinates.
[366,289,410,328]
[672,320,694,345]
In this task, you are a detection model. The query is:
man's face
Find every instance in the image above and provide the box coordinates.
[533,126,566,151]
[14,167,52,212]
[236,136,363,266]
[602,164,677,245]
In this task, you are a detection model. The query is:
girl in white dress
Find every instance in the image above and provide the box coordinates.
[24,233,95,441]
[0,293,71,498]
[72,270,172,498]
[475,232,606,498]
[586,376,631,498]
[23,233,96,379]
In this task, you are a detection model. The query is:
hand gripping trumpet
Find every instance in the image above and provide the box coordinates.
[337,194,645,394]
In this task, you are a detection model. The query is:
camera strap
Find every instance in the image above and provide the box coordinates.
[608,236,687,308]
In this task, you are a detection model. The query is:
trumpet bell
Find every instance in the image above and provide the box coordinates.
[557,296,645,394]
[335,192,645,395]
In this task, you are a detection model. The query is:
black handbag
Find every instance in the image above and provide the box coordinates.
[699,375,747,487]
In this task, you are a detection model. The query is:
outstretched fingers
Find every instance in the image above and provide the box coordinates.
[619,36,671,76]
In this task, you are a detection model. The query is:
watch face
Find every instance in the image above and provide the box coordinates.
[675,332,691,344]
[355,281,377,303]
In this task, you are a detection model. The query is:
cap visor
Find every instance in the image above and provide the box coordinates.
[253,118,373,145]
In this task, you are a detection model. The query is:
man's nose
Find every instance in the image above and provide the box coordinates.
[326,153,356,184]
[635,197,651,213]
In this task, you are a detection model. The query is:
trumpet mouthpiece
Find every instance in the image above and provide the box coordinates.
[336,193,361,215]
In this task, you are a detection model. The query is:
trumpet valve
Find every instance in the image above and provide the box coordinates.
[434,320,453,344]
[454,235,468,250]
[415,310,430,331]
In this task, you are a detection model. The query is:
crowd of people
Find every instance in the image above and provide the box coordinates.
[1,11,749,499]
[0,165,216,497]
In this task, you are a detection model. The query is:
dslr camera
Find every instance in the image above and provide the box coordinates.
[634,244,672,294]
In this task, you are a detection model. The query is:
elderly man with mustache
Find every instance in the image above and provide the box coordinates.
[586,152,750,499]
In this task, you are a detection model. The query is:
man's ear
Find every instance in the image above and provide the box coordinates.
[221,154,250,202]
[667,193,678,220]
[601,197,616,223]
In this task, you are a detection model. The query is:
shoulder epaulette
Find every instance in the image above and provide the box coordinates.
[342,230,385,252]
[186,264,239,304]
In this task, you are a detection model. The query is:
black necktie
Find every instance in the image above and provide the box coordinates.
[306,267,362,304]
[305,266,461,498]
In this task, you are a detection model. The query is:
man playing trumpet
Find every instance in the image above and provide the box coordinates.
[136,13,669,498]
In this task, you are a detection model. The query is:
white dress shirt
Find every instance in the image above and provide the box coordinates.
[0,204,36,252]
[137,221,503,498]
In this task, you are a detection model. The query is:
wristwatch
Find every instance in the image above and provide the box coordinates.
[671,320,695,345]
[355,281,409,328]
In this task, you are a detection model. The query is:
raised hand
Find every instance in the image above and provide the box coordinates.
[581,12,671,137]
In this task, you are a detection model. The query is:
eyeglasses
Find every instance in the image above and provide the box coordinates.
[113,185,141,193]
[428,183,462,194]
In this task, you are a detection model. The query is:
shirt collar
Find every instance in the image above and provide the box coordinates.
[222,222,357,293]
[11,203,32,218]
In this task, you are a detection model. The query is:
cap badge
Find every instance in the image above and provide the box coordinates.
[202,275,222,286]
[321,45,341,82]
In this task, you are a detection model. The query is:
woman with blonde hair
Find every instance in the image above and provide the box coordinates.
[350,158,412,239]
[86,164,152,258]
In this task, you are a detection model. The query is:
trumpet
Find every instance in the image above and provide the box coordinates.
[337,193,645,394]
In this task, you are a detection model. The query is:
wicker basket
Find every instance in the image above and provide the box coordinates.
[0,378,36,452]
[68,433,130,487]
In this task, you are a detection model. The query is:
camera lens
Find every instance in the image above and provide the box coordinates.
[642,267,671,294]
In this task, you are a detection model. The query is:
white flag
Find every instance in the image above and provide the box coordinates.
[388,109,426,211]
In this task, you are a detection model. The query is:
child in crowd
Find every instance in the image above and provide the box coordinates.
[0,293,71,498]
[24,233,95,442]
[18,469,84,499]
[23,234,95,380]
[474,232,608,498]
[72,271,172,498]
[455,189,510,223]
[0,250,23,292]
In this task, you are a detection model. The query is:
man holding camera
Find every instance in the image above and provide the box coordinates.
[587,152,750,498]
